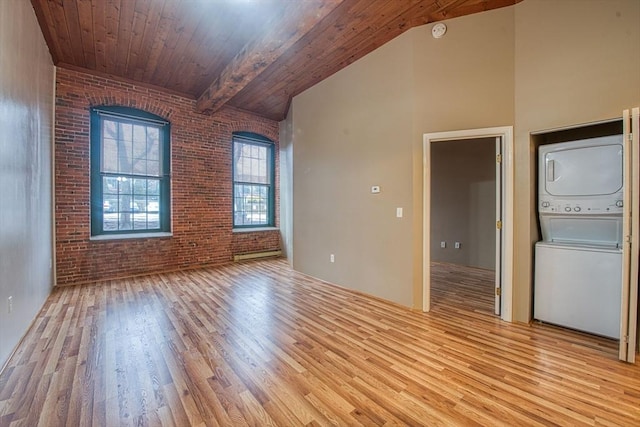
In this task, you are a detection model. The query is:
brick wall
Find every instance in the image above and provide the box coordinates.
[55,67,281,285]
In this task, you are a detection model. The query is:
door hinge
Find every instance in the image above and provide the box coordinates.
[623,334,629,343]
[496,153,502,164]
[629,133,633,142]
[496,220,502,230]
[496,287,501,296]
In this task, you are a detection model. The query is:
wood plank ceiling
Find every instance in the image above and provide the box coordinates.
[31,0,518,121]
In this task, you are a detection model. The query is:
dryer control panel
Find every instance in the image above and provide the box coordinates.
[539,196,623,215]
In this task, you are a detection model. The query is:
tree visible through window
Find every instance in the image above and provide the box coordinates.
[90,106,170,236]
[233,132,274,227]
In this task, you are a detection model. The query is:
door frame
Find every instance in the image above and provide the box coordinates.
[423,126,514,322]
[495,136,503,316]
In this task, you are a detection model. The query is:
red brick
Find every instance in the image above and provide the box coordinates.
[55,68,281,285]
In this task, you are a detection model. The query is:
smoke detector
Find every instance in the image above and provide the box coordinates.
[431,23,447,39]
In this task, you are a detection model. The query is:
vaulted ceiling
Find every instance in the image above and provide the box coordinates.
[31,0,518,121]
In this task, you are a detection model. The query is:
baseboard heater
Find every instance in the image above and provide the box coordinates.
[233,250,282,262]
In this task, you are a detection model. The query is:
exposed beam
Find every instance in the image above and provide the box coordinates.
[196,0,345,114]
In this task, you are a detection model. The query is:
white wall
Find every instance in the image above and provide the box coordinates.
[0,0,55,368]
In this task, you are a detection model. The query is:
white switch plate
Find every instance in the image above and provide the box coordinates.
[396,207,403,218]
[455,242,461,249]
[371,186,381,194]
[440,241,446,248]
[330,254,335,263]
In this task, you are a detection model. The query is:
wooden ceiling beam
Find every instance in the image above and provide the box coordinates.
[195,0,345,114]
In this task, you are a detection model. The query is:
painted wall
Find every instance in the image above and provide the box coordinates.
[430,139,496,270]
[279,105,294,262]
[290,33,415,306]
[513,0,640,322]
[411,8,515,307]
[285,6,513,308]
[284,0,639,320]
[0,0,55,368]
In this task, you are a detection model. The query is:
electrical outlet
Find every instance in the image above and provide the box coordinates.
[8,296,13,314]
[440,241,446,248]
[330,254,335,263]
[455,242,461,249]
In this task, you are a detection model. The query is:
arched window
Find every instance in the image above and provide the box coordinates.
[90,106,171,236]
[232,132,275,228]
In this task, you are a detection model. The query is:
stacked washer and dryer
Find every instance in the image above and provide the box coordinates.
[534,135,624,339]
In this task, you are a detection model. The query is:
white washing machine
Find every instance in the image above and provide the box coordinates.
[534,242,621,338]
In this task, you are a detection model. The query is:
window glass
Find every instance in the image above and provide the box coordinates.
[91,107,170,236]
[233,134,274,227]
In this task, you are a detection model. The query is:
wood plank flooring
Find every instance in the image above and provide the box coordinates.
[430,262,495,316]
[1,259,639,426]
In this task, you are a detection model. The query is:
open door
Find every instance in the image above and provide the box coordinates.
[620,107,639,363]
[495,137,503,315]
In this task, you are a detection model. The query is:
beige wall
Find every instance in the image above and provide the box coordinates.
[290,32,415,306]
[287,7,513,307]
[513,0,640,322]
[410,7,515,308]
[282,0,639,318]
[431,138,496,270]
[0,0,55,367]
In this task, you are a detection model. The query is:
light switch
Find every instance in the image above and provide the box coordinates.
[371,186,381,194]
[396,207,403,218]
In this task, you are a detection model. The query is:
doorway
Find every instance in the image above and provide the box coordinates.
[423,127,514,322]
[430,138,497,315]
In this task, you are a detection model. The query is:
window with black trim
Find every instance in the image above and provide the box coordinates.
[90,106,171,236]
[233,132,275,228]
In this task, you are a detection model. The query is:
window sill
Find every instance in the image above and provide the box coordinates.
[90,232,173,241]
[232,227,279,233]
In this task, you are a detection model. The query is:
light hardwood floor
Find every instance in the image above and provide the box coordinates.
[1,259,639,426]
[430,261,495,316]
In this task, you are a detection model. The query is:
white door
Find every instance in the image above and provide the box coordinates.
[620,107,639,363]
[495,137,502,315]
